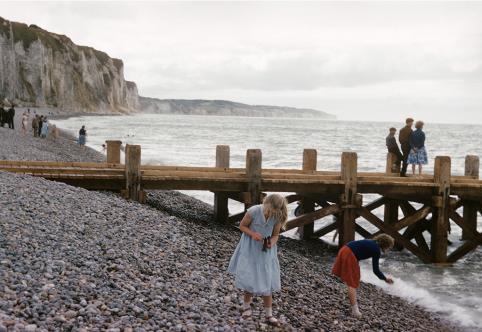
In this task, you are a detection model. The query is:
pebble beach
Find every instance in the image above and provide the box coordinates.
[0,111,464,331]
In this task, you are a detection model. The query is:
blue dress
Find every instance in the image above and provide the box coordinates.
[227,205,281,296]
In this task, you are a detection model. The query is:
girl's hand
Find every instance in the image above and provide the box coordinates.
[385,277,394,284]
[251,232,263,241]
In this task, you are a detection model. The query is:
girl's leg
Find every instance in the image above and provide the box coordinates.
[242,292,253,317]
[412,164,416,175]
[263,295,281,326]
[419,164,423,175]
[348,286,362,318]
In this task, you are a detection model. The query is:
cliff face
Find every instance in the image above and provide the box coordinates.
[139,97,336,119]
[0,17,139,113]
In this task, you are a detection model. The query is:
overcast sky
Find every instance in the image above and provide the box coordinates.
[1,1,482,123]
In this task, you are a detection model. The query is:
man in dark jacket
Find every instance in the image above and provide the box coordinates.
[8,105,15,129]
[0,104,5,127]
[399,118,414,176]
[386,127,403,172]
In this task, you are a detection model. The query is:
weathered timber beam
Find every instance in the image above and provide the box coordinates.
[355,224,373,238]
[447,241,479,263]
[357,207,432,263]
[393,206,432,231]
[284,204,340,232]
[414,233,430,254]
[449,211,482,244]
[285,194,303,203]
[363,197,388,211]
[312,220,339,237]
[228,211,245,224]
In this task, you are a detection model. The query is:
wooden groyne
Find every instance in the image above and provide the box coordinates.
[1,141,481,264]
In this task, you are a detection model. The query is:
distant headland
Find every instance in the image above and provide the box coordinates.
[0,16,335,119]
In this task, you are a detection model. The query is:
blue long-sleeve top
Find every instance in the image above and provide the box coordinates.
[347,239,386,280]
[409,129,425,149]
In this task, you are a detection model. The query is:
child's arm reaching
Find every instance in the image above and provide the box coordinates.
[239,212,263,241]
[267,222,282,248]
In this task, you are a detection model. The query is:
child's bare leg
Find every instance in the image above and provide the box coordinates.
[263,295,280,326]
[242,292,253,317]
[419,164,422,175]
[412,164,416,175]
[348,286,362,318]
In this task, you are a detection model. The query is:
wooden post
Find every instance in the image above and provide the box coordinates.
[385,152,400,174]
[299,149,317,239]
[463,155,479,240]
[214,145,230,223]
[125,144,142,202]
[339,152,357,247]
[432,156,451,263]
[106,140,122,164]
[246,149,262,209]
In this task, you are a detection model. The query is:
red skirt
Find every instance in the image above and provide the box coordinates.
[332,245,360,288]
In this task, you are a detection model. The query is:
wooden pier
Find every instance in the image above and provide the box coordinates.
[1,141,481,264]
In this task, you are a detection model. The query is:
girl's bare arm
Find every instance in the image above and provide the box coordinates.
[239,213,262,241]
[268,222,282,248]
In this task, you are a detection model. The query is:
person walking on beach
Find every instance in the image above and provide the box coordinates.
[32,115,39,137]
[40,118,49,138]
[332,234,395,318]
[228,194,288,327]
[407,121,428,176]
[21,112,28,135]
[399,118,414,176]
[7,105,15,129]
[78,125,87,148]
[386,127,403,171]
[0,104,5,128]
[38,115,44,137]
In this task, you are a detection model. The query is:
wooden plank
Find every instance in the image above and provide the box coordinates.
[449,211,482,243]
[299,149,317,239]
[414,233,430,254]
[284,204,340,231]
[393,206,432,231]
[355,224,373,238]
[285,194,303,204]
[364,197,388,211]
[214,145,230,223]
[246,149,262,208]
[463,155,479,240]
[432,156,451,263]
[339,152,357,246]
[312,219,340,237]
[106,140,122,164]
[386,152,400,174]
[125,145,142,201]
[357,207,432,263]
[228,211,245,224]
[447,241,479,263]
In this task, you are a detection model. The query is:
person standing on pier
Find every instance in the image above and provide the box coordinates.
[332,234,394,318]
[386,127,403,170]
[228,194,288,327]
[407,121,428,176]
[399,118,414,176]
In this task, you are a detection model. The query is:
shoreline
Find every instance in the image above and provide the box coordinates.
[0,110,468,331]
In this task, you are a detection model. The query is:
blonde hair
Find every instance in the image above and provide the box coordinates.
[262,194,288,230]
[415,121,424,129]
[373,234,395,250]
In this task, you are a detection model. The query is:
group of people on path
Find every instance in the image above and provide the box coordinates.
[228,194,395,326]
[0,103,16,129]
[386,117,427,176]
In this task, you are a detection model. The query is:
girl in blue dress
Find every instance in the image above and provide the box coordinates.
[407,121,428,176]
[228,194,288,327]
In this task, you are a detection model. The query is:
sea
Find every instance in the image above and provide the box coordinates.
[52,113,482,330]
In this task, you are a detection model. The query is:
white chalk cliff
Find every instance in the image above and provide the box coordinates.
[0,16,139,113]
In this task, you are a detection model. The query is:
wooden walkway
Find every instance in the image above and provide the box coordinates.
[1,140,481,264]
